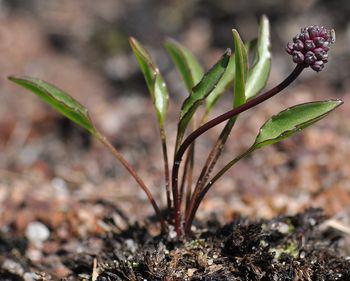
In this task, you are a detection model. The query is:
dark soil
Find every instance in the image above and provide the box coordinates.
[2,208,348,280]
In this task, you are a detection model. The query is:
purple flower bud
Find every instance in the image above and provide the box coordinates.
[313,48,326,60]
[311,60,324,72]
[314,37,325,47]
[319,28,329,40]
[286,42,294,54]
[322,53,328,63]
[304,40,316,51]
[304,51,317,65]
[322,41,330,51]
[300,32,310,41]
[293,40,304,51]
[308,26,319,38]
[292,51,304,64]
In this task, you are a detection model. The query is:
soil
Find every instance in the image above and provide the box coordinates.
[1,208,349,280]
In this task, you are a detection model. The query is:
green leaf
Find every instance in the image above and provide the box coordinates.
[8,76,98,136]
[245,15,271,100]
[165,38,203,92]
[246,38,258,59]
[232,29,248,107]
[253,100,343,149]
[129,37,169,127]
[205,55,235,113]
[175,49,231,150]
[205,38,256,115]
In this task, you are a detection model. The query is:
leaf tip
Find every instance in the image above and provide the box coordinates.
[8,75,30,86]
[8,76,40,87]
[221,48,232,67]
[231,29,245,46]
[8,75,19,82]
[333,98,344,107]
[164,38,178,51]
[232,29,239,36]
[164,37,176,45]
[128,36,138,48]
[261,14,269,22]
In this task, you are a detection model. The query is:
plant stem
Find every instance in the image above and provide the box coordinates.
[179,148,190,203]
[98,134,166,232]
[185,149,253,234]
[185,143,195,213]
[160,128,171,211]
[172,64,304,236]
[192,117,237,206]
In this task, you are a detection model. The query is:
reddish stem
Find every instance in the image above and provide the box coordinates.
[99,135,166,232]
[160,128,172,210]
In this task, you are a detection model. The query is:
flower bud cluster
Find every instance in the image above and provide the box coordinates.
[286,26,335,72]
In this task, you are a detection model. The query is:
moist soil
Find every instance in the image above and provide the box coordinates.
[1,208,349,280]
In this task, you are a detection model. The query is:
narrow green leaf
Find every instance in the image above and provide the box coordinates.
[205,55,235,113]
[246,38,258,59]
[205,38,256,115]
[245,15,271,100]
[8,76,98,136]
[176,49,231,150]
[253,100,343,149]
[129,37,169,127]
[232,29,248,107]
[165,39,203,92]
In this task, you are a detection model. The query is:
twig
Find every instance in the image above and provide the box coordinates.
[323,219,350,235]
[92,258,98,281]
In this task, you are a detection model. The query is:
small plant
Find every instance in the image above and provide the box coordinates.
[9,16,340,237]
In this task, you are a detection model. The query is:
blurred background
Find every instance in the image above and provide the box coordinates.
[0,0,349,265]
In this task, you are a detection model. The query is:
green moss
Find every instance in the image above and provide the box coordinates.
[271,242,299,259]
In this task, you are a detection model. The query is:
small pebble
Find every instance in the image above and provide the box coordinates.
[2,259,24,276]
[23,272,39,281]
[51,177,69,198]
[309,218,317,226]
[125,239,137,253]
[272,222,290,234]
[169,230,177,239]
[26,248,42,262]
[187,268,197,277]
[168,225,177,239]
[25,222,50,246]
